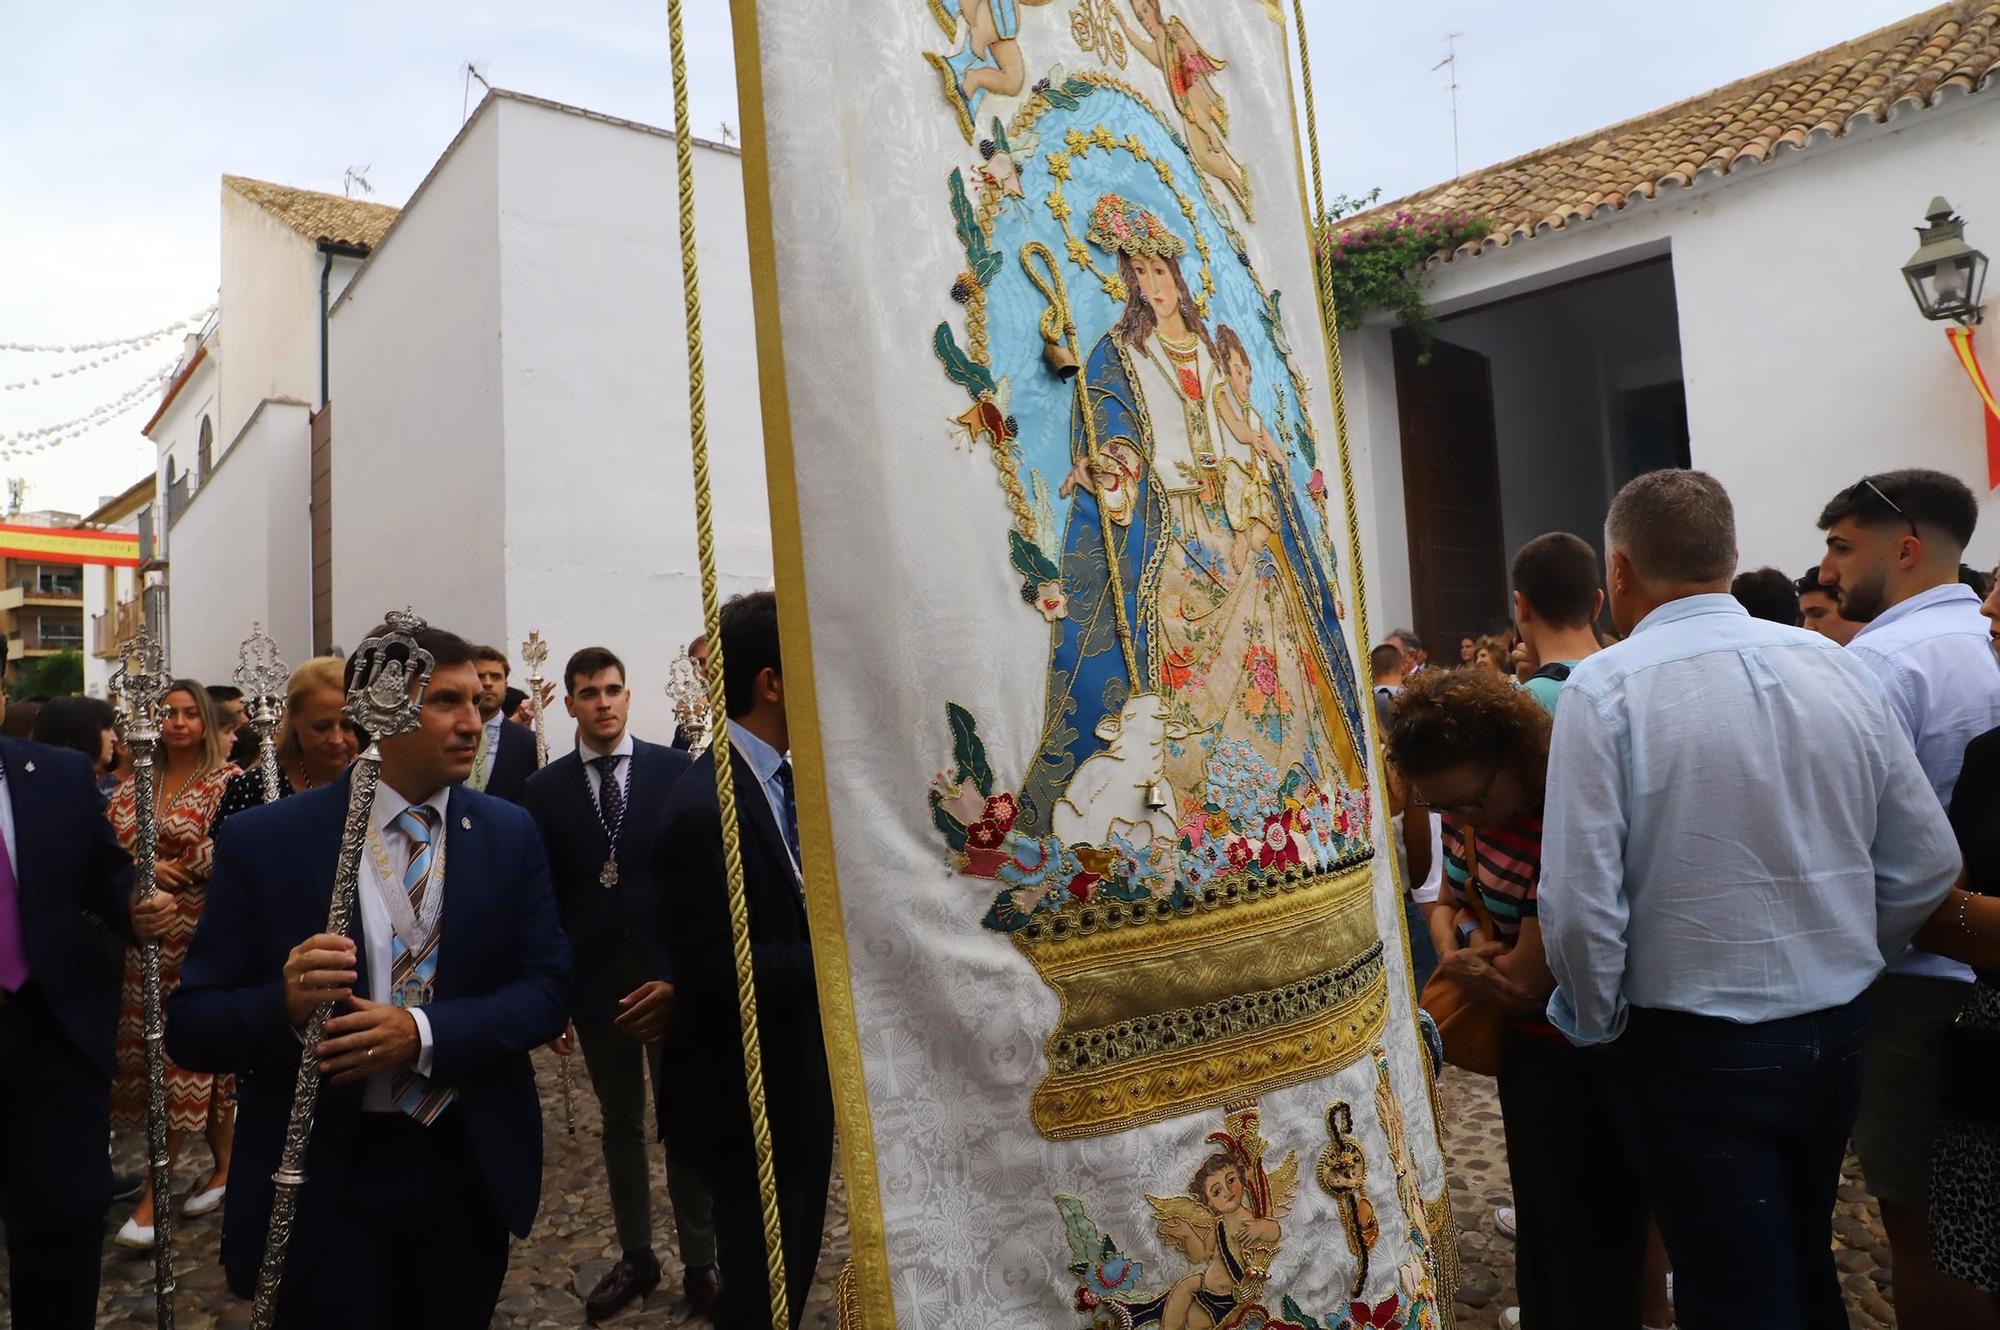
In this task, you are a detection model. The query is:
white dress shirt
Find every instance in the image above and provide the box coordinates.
[356,782,443,1112]
[579,731,635,805]
[0,750,19,874]
[1540,594,1961,1045]
[1847,581,2000,982]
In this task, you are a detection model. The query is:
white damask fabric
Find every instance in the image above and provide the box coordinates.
[747,2,1449,1325]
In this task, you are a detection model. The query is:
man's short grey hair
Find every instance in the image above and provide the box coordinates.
[1604,468,1737,585]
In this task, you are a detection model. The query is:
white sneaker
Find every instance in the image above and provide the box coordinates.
[1494,1204,1518,1239]
[114,1217,156,1250]
[1499,1308,1521,1330]
[183,1182,226,1217]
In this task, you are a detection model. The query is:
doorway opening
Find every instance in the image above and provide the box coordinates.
[1392,256,1689,649]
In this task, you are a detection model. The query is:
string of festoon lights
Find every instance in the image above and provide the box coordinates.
[0,305,213,357]
[0,359,178,458]
[1,335,184,392]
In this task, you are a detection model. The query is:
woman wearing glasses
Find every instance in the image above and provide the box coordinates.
[1388,667,1649,1330]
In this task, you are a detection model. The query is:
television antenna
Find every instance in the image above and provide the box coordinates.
[1433,33,1463,177]
[719,121,738,146]
[342,165,374,199]
[462,61,492,124]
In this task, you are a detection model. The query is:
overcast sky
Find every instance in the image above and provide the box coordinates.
[0,0,1923,515]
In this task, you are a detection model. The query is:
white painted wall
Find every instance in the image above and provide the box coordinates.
[332,93,769,740]
[165,399,315,681]
[492,95,769,742]
[219,191,324,448]
[330,105,506,655]
[1348,93,2000,624]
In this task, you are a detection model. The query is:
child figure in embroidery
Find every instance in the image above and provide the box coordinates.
[1133,1111,1297,1329]
[1114,0,1250,215]
[1212,323,1283,574]
[926,0,1051,138]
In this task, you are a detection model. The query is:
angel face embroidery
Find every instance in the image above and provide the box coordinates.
[1113,0,1250,216]
[1058,1108,1298,1330]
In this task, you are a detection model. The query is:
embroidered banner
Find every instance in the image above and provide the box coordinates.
[733,2,1451,1324]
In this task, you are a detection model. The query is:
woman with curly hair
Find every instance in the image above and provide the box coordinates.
[1387,667,1647,1330]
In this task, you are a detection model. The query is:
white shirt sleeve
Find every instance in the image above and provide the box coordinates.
[410,1006,436,1077]
[1540,691,1632,1045]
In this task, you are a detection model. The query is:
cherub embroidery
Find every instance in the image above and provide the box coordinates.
[1113,0,1251,216]
[927,0,1055,140]
[1135,1110,1298,1328]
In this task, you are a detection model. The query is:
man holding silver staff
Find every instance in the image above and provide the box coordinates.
[166,622,573,1327]
[0,651,176,1328]
[523,644,720,1319]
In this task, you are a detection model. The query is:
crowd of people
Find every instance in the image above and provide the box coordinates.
[4,464,1998,1330]
[0,591,830,1329]
[1371,467,2000,1330]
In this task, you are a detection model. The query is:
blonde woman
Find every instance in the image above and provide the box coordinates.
[108,680,239,1247]
[211,656,360,829]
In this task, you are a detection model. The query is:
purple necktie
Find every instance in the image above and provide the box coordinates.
[0,810,25,993]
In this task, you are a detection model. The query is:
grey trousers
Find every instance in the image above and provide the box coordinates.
[575,1017,718,1267]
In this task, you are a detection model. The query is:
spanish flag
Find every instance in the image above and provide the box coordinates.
[1946,325,2000,489]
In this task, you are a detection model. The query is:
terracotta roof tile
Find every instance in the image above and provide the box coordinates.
[222,175,399,250]
[1344,3,2000,260]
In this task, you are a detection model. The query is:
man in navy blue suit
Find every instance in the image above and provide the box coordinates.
[167,622,572,1328]
[523,645,717,1319]
[469,644,538,802]
[651,591,833,1330]
[0,671,173,1329]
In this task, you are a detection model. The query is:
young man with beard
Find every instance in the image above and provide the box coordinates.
[468,645,536,802]
[522,647,718,1318]
[1818,469,2000,1329]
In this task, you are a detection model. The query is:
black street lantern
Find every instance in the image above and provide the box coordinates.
[1903,196,1989,325]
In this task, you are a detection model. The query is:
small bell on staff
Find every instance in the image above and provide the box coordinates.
[1043,332,1079,380]
[1143,778,1171,811]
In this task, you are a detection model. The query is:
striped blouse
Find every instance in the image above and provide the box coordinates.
[1441,812,1544,942]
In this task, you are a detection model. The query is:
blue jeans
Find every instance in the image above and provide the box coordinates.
[1608,998,1867,1330]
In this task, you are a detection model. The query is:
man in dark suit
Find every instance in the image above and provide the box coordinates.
[523,645,718,1319]
[652,590,832,1330]
[0,692,171,1328]
[167,622,572,1327]
[470,644,537,802]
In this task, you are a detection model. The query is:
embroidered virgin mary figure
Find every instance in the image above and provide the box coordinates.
[1017,194,1361,873]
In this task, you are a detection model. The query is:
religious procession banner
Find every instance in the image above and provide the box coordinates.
[731,1,1452,1324]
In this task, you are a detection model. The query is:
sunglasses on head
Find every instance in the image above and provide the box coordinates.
[1847,476,1919,540]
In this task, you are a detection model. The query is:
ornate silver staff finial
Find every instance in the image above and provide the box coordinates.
[107,628,178,1327]
[667,646,712,756]
[250,608,433,1329]
[109,632,170,744]
[521,629,551,770]
[235,623,290,804]
[343,613,434,745]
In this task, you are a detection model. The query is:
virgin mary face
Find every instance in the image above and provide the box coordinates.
[1132,254,1181,326]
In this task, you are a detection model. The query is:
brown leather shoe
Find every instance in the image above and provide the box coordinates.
[684,1263,723,1316]
[585,1254,662,1321]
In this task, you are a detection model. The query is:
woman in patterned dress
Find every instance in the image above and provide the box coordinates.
[108,680,238,1247]
[211,656,359,832]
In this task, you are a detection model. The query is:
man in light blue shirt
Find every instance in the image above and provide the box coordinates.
[1540,469,1959,1330]
[1816,468,2000,1325]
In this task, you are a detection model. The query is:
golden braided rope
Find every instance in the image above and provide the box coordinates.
[1289,5,1450,1322]
[666,0,790,1324]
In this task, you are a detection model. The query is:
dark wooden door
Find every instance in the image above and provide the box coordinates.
[1392,329,1508,650]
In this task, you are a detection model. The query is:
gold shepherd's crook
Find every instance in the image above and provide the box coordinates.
[666,0,789,1326]
[1021,240,1141,689]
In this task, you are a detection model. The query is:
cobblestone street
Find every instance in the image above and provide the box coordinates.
[6,1059,1896,1327]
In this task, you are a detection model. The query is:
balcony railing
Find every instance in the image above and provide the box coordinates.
[91,598,144,657]
[11,625,85,652]
[13,578,81,601]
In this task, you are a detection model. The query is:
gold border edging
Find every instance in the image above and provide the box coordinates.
[727,3,895,1324]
